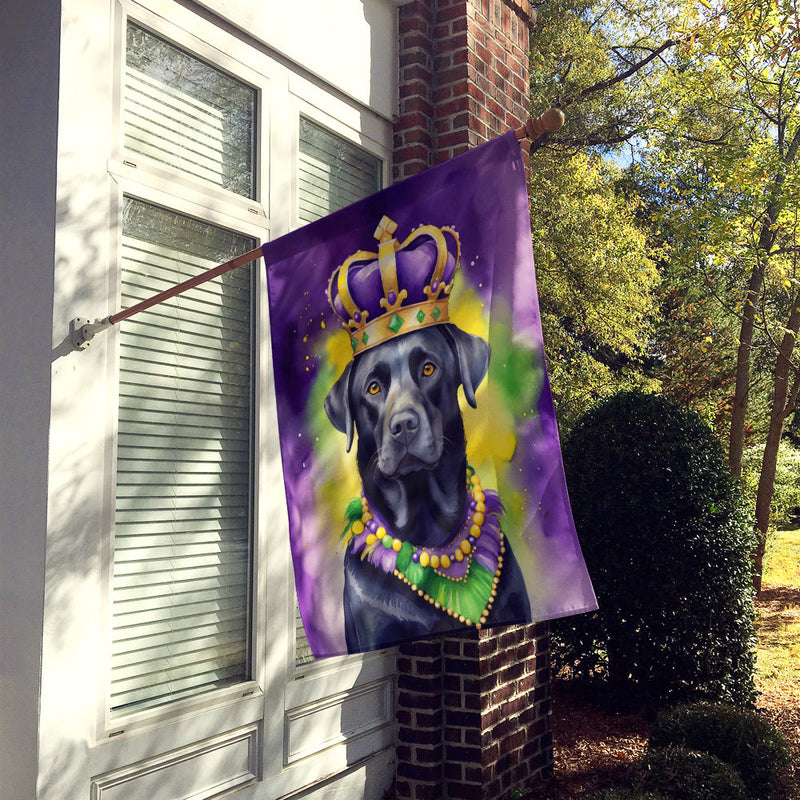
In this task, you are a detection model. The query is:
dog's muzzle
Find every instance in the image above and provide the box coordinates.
[379,401,442,478]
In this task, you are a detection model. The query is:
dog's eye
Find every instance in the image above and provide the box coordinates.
[367,381,381,396]
[422,362,436,377]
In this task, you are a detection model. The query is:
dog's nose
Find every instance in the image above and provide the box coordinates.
[390,409,419,445]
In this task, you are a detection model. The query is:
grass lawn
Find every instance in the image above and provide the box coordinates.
[763,528,800,587]
[757,528,800,698]
[755,527,800,800]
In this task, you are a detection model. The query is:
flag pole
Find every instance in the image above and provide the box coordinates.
[70,108,563,350]
[109,245,263,324]
[69,246,263,349]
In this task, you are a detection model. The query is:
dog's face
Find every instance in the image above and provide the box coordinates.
[324,325,490,481]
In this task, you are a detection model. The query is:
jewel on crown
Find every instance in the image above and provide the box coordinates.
[327,215,461,357]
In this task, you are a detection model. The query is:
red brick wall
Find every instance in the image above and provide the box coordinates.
[394,0,534,180]
[396,627,553,800]
[392,3,552,799]
[395,0,435,179]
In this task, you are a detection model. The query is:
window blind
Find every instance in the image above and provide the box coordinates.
[298,117,382,224]
[111,198,255,715]
[125,23,256,199]
[295,118,382,665]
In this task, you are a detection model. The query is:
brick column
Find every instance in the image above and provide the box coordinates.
[396,641,445,800]
[395,1,435,181]
[396,626,553,800]
[452,627,553,794]
[393,2,552,799]
[394,0,534,180]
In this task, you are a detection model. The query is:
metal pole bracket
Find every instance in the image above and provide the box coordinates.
[70,317,112,350]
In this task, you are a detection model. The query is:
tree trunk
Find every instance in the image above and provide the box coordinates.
[729,267,765,478]
[753,302,800,593]
[728,128,800,478]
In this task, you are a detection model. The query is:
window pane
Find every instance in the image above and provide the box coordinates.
[111,197,255,715]
[298,117,381,223]
[125,23,256,198]
[295,119,382,665]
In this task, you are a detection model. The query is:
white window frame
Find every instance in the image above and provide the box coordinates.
[100,0,272,740]
[290,88,390,234]
[100,180,270,739]
[254,81,397,794]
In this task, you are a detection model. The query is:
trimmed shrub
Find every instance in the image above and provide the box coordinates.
[649,701,790,798]
[632,746,748,800]
[553,391,757,706]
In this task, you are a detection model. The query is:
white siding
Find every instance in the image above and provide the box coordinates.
[0,1,60,797]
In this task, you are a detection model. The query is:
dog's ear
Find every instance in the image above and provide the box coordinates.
[324,363,355,451]
[443,325,490,408]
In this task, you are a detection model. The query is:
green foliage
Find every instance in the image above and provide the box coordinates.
[639,0,800,275]
[649,279,743,440]
[741,440,800,526]
[553,391,757,706]
[632,746,748,800]
[526,0,670,431]
[649,702,790,799]
[529,146,660,431]
[632,0,800,473]
[529,0,680,154]
[526,0,800,595]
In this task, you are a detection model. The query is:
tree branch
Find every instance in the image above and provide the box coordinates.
[683,128,737,146]
[530,128,638,155]
[558,39,678,108]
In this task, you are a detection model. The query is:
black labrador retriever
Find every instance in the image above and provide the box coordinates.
[325,323,531,652]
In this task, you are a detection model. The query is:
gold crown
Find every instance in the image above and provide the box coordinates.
[327,215,461,356]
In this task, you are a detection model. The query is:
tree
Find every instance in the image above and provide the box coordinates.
[693,0,800,487]
[528,151,660,428]
[652,285,739,437]
[633,0,800,589]
[527,0,677,428]
[529,0,682,156]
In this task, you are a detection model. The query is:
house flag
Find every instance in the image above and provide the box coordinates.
[263,130,597,657]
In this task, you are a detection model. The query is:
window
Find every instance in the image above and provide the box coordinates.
[46,0,397,793]
[294,117,382,666]
[109,22,258,717]
[124,23,256,198]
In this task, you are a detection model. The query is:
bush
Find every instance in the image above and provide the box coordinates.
[553,391,757,706]
[632,746,748,800]
[649,702,790,798]
[741,440,800,527]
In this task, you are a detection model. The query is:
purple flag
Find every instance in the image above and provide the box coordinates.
[263,131,596,657]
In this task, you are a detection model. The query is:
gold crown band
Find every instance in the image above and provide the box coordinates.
[349,298,450,356]
[328,216,461,358]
